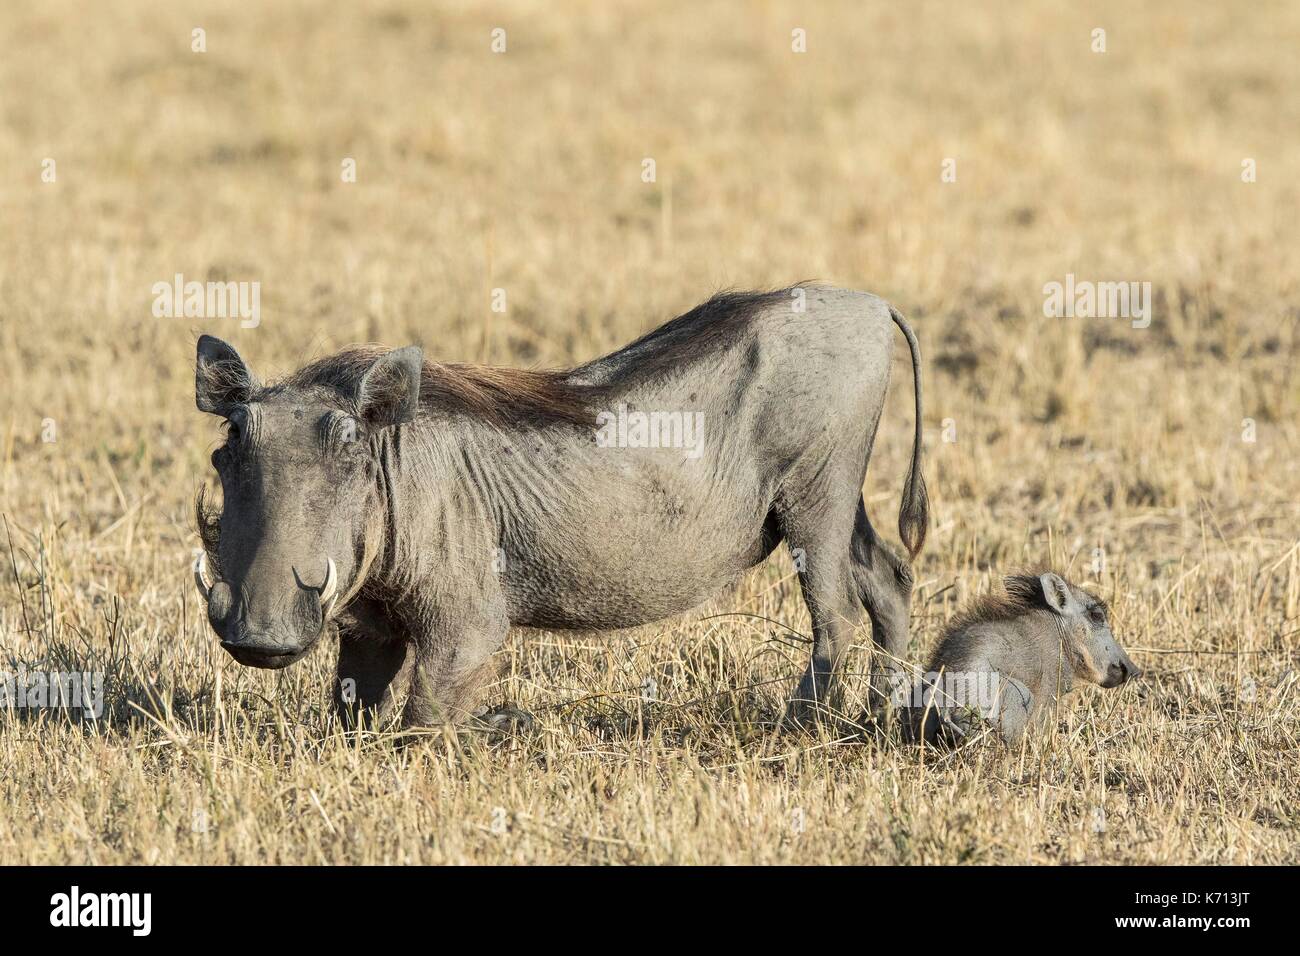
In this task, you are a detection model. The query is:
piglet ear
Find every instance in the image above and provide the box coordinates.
[196,335,257,415]
[1039,572,1074,615]
[356,346,423,427]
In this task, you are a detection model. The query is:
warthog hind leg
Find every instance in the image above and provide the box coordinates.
[781,486,864,727]
[849,498,915,719]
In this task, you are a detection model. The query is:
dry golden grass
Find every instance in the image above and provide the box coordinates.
[0,0,1297,864]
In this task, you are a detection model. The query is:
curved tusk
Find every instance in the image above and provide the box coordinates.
[193,552,213,601]
[319,557,338,617]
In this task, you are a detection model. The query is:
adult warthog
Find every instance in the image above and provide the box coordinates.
[193,286,928,728]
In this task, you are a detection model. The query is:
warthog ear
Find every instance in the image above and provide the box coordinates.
[196,335,257,415]
[356,346,423,427]
[1038,572,1076,615]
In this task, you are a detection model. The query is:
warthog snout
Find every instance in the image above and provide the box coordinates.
[1102,653,1141,688]
[195,554,337,669]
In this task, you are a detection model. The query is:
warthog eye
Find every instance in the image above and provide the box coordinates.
[1088,606,1106,625]
[322,411,363,452]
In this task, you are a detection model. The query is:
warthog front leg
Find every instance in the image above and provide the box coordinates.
[400,599,510,731]
[334,627,413,730]
[919,672,1034,745]
[992,676,1034,743]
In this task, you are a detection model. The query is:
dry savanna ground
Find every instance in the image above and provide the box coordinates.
[0,0,1297,864]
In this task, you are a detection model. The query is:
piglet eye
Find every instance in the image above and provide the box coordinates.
[1089,607,1106,625]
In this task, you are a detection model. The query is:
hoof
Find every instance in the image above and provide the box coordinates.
[782,698,833,733]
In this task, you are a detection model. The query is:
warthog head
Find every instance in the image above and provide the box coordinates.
[193,335,422,668]
[1013,571,1141,688]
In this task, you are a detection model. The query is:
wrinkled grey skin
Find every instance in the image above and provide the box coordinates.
[908,572,1141,744]
[194,286,927,729]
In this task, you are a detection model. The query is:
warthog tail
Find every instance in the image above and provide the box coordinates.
[890,306,929,560]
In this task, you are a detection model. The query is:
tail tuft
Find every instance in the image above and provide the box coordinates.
[898,468,929,560]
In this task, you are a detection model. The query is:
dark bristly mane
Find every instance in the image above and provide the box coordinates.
[923,567,1066,671]
[622,287,804,351]
[938,567,1057,639]
[598,285,815,383]
[260,288,810,424]
[933,567,1107,651]
[271,346,603,425]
